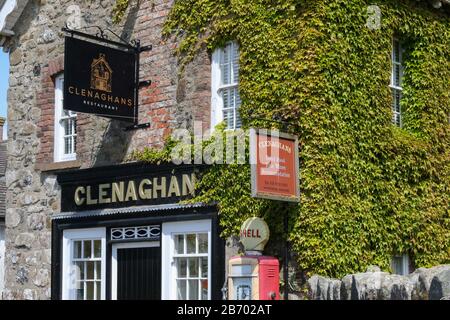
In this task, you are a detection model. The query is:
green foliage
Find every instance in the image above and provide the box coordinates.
[112,0,131,24]
[133,0,450,278]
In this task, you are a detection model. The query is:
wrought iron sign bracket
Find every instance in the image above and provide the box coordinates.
[61,25,153,132]
[124,38,152,131]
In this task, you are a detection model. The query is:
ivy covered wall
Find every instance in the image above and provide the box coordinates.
[121,0,449,278]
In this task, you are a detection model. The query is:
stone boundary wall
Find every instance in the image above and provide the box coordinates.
[307,265,450,300]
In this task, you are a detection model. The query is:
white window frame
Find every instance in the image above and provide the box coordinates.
[389,37,404,127]
[211,41,241,130]
[54,74,77,162]
[111,241,160,300]
[161,219,212,300]
[62,228,106,300]
[391,254,410,276]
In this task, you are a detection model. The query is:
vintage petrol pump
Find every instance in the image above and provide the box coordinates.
[228,217,280,300]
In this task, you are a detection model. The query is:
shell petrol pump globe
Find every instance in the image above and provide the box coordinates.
[239,217,270,252]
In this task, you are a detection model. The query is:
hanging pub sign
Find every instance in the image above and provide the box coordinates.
[63,36,136,123]
[250,128,300,202]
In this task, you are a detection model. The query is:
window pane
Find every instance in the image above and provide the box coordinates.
[186,234,196,254]
[221,46,231,85]
[393,40,401,63]
[86,282,94,300]
[76,286,84,300]
[232,43,239,83]
[200,279,208,300]
[201,257,208,278]
[175,235,184,254]
[177,280,187,300]
[93,240,101,258]
[96,282,101,300]
[223,108,234,129]
[64,137,71,155]
[222,88,230,109]
[95,261,101,280]
[64,119,71,135]
[188,280,199,300]
[75,262,85,280]
[73,241,82,259]
[83,240,92,259]
[198,234,208,254]
[393,64,401,87]
[392,256,403,275]
[177,259,187,278]
[86,261,95,280]
[189,258,199,278]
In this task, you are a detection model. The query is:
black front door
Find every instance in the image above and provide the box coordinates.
[116,245,161,300]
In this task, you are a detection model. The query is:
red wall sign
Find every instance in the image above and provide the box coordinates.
[250,129,299,202]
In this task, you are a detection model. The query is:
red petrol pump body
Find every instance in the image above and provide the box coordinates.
[228,255,280,300]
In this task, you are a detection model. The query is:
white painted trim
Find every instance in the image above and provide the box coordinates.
[62,228,106,300]
[0,0,29,35]
[54,74,77,162]
[0,0,16,32]
[161,220,211,300]
[111,241,160,300]
[210,48,222,130]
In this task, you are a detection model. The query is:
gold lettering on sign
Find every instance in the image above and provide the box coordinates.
[153,177,167,198]
[125,181,138,201]
[139,179,152,199]
[168,176,181,197]
[182,173,196,196]
[99,183,111,204]
[86,186,98,205]
[74,186,86,206]
[112,182,124,203]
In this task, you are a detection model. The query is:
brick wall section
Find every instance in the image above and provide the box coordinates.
[36,56,64,164]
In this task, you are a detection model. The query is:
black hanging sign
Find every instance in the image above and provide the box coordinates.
[64,36,136,123]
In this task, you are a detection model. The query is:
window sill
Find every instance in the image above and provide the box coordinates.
[36,160,81,173]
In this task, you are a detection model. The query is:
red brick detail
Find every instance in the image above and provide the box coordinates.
[36,56,64,164]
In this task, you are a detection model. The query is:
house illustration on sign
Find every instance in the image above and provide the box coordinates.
[91,53,112,92]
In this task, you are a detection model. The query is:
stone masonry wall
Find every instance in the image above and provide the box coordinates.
[4,0,211,299]
[307,265,450,300]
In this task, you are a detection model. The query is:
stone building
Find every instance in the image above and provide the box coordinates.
[0,0,238,300]
[0,0,449,301]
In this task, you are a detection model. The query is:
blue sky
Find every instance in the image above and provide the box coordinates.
[0,50,8,139]
[0,51,8,118]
